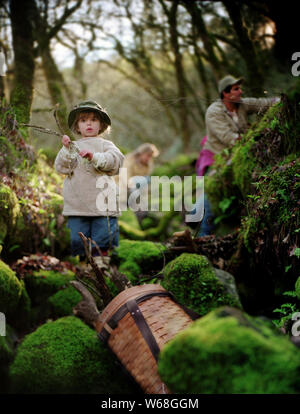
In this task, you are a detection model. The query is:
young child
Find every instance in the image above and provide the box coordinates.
[54,100,124,265]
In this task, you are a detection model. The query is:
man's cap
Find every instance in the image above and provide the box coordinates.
[68,100,111,128]
[218,75,244,94]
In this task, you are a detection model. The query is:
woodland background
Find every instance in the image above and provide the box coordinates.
[0,0,298,158]
[1,0,300,397]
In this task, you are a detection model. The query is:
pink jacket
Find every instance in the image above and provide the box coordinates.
[196,136,214,176]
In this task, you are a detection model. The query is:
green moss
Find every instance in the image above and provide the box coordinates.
[9,213,28,249]
[119,209,141,230]
[10,84,32,125]
[17,280,32,327]
[295,277,300,300]
[162,253,240,316]
[114,239,166,283]
[158,306,300,394]
[0,183,20,229]
[43,192,64,214]
[205,102,286,220]
[0,136,20,172]
[0,259,24,317]
[0,333,14,364]
[0,324,16,393]
[38,148,58,165]
[0,216,7,244]
[118,220,146,240]
[231,137,257,196]
[24,269,75,306]
[144,211,177,239]
[48,286,82,318]
[205,155,238,218]
[140,215,158,230]
[9,316,139,394]
[240,216,258,253]
[243,102,281,141]
[239,157,300,254]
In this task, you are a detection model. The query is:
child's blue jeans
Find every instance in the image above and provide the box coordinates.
[67,216,119,257]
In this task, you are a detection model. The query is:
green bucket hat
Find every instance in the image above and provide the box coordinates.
[68,100,111,129]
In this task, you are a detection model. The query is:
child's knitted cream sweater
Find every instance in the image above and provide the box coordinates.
[54,136,124,216]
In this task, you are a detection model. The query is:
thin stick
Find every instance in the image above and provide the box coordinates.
[89,237,132,292]
[78,232,112,306]
[53,104,66,136]
[20,124,61,137]
[75,273,103,302]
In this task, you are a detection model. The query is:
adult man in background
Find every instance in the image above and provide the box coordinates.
[195,75,280,236]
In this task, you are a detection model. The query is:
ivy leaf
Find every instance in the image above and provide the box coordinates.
[295,248,300,258]
[218,196,236,213]
[43,238,51,247]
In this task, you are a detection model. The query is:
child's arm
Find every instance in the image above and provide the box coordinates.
[54,135,78,175]
[80,141,124,176]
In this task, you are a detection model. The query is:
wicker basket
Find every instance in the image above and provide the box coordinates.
[95,284,196,394]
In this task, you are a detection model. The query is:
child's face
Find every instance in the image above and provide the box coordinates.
[76,112,101,137]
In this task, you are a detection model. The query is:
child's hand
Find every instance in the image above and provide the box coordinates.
[62,135,71,147]
[79,149,93,161]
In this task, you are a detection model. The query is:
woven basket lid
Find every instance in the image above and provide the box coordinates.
[95,284,168,333]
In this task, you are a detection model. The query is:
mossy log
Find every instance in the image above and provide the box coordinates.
[119,210,178,240]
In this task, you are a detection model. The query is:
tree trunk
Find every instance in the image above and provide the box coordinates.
[72,53,87,100]
[222,0,265,96]
[191,42,212,108]
[40,41,72,134]
[9,0,35,124]
[184,1,223,82]
[0,76,5,100]
[166,0,191,152]
[29,0,81,135]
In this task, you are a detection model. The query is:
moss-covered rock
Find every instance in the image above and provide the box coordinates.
[161,253,241,316]
[113,239,166,284]
[24,269,75,306]
[47,286,82,318]
[0,184,21,245]
[0,259,29,319]
[0,327,14,364]
[158,306,300,394]
[0,324,17,393]
[9,316,140,394]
